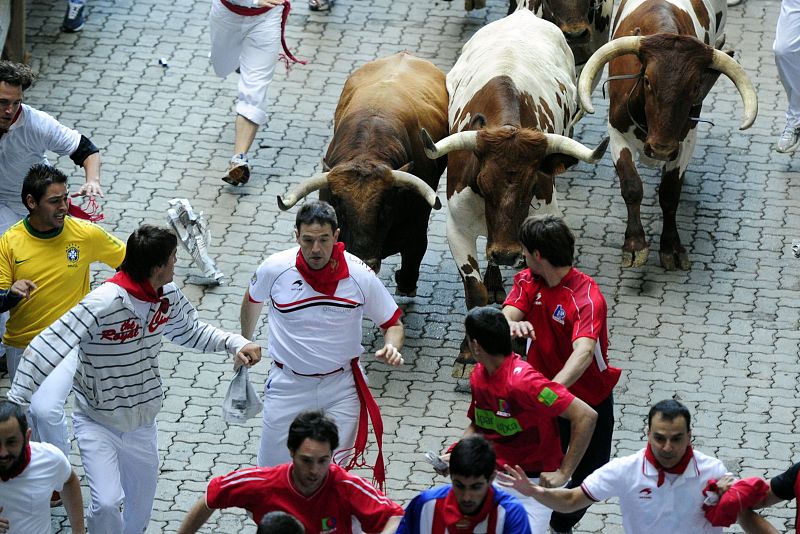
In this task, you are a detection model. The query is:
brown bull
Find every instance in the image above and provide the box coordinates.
[278,52,448,296]
[578,0,757,270]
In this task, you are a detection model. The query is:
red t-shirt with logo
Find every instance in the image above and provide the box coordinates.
[468,354,574,473]
[504,267,620,405]
[206,463,403,533]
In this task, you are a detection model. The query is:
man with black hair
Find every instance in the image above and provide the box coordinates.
[257,511,305,534]
[0,163,125,506]
[241,200,404,488]
[398,435,531,533]
[457,306,596,533]
[502,214,620,534]
[178,410,403,534]
[498,399,742,534]
[8,224,262,534]
[0,400,84,533]
[0,60,103,234]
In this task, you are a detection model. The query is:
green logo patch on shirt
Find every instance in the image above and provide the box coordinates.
[537,387,559,407]
[474,407,523,436]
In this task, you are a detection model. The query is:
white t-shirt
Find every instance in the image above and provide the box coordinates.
[249,247,400,375]
[581,448,727,534]
[0,441,71,534]
[0,104,81,208]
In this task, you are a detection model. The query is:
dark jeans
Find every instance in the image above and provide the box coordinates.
[549,394,615,532]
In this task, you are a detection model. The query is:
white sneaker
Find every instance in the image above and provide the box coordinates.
[223,153,250,185]
[726,0,742,6]
[776,123,800,153]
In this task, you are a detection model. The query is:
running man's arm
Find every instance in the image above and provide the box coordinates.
[498,465,594,512]
[380,515,402,534]
[540,397,597,488]
[240,288,265,340]
[376,321,405,366]
[177,498,215,534]
[62,471,86,534]
[552,336,596,389]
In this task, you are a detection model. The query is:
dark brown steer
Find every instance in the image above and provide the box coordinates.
[277,53,447,296]
[578,0,757,269]
[509,0,613,67]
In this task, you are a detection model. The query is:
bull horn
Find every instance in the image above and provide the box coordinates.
[391,170,442,210]
[578,36,642,114]
[544,134,610,163]
[420,128,479,159]
[277,173,329,211]
[709,49,758,130]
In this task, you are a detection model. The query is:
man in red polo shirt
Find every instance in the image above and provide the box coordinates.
[502,214,620,534]
[458,306,597,533]
[177,410,403,534]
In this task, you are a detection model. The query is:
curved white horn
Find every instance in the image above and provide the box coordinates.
[544,134,610,163]
[419,128,479,159]
[277,173,329,211]
[390,170,442,210]
[709,49,758,130]
[578,36,641,114]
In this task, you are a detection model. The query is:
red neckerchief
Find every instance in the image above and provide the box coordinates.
[0,443,31,481]
[432,485,497,533]
[0,106,22,140]
[107,270,162,303]
[645,443,694,487]
[295,242,349,296]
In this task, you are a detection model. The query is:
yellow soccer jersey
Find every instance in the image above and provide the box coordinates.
[0,216,126,348]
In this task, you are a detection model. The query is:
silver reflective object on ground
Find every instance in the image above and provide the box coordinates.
[166,198,225,285]
[793,240,800,258]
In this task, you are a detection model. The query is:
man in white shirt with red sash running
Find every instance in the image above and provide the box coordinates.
[241,200,404,489]
[498,399,746,534]
[208,0,305,185]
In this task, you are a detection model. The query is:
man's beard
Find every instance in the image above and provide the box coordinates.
[0,446,27,479]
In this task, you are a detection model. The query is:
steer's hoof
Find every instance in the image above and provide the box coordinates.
[622,247,649,268]
[660,250,691,271]
[488,288,507,305]
[396,286,417,298]
[452,352,476,379]
[452,362,476,379]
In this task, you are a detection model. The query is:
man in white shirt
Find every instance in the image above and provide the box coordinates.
[0,400,84,534]
[0,60,103,234]
[241,200,404,490]
[498,399,746,534]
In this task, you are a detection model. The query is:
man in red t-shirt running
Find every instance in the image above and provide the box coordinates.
[177,410,403,534]
[502,214,621,534]
[457,306,597,533]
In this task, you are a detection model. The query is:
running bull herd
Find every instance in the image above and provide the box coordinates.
[277,0,758,377]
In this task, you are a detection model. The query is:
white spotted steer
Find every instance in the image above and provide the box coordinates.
[420,10,608,376]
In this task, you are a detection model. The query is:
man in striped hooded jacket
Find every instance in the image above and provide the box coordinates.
[7,224,262,534]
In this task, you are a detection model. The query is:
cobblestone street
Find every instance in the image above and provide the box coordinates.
[2,0,799,531]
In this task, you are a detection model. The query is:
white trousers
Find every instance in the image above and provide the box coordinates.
[257,362,361,467]
[209,0,283,126]
[497,478,554,534]
[23,348,79,458]
[775,0,800,125]
[73,411,160,534]
[0,204,27,359]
